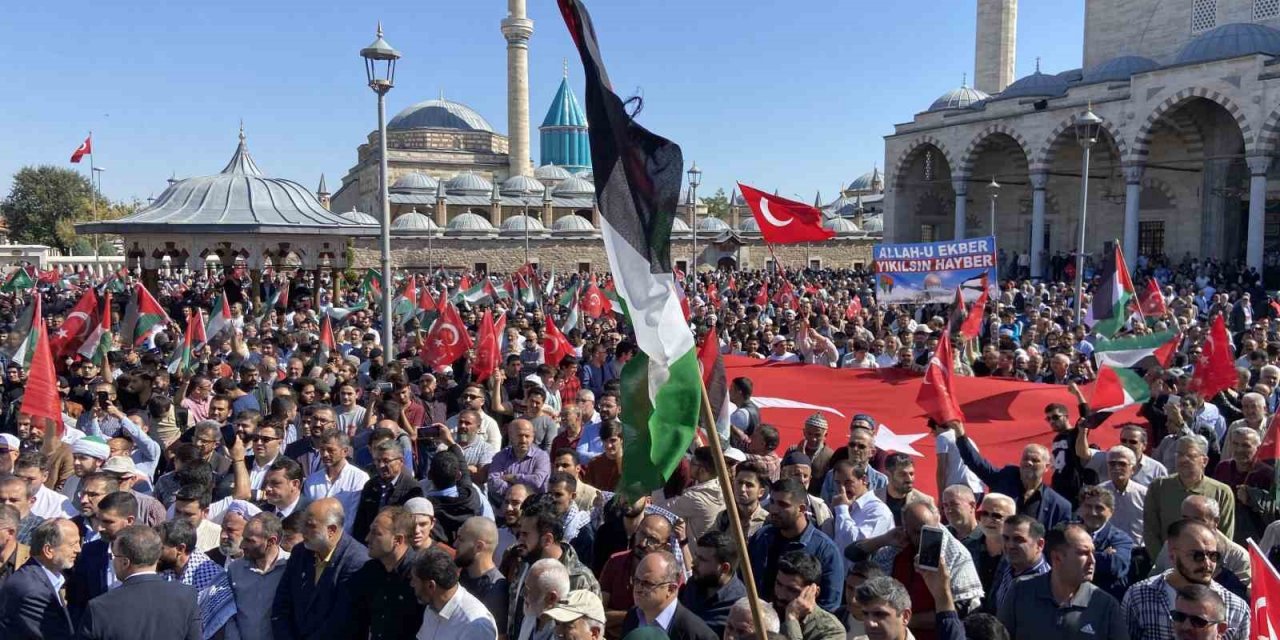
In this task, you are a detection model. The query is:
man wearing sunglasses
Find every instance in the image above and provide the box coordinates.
[1169,584,1230,640]
[1148,496,1251,596]
[1122,520,1249,640]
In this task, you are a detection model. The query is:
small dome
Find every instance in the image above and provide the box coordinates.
[534,164,573,180]
[574,170,594,181]
[552,214,596,234]
[391,210,440,234]
[996,71,1068,99]
[501,175,547,196]
[670,216,692,237]
[341,208,380,225]
[861,215,884,232]
[738,217,760,233]
[1056,68,1084,83]
[824,217,860,235]
[929,85,991,111]
[388,98,495,132]
[1082,56,1160,84]
[390,173,438,194]
[696,216,730,232]
[499,214,547,233]
[554,176,595,196]
[848,169,883,192]
[1175,23,1280,65]
[445,172,494,195]
[444,212,496,236]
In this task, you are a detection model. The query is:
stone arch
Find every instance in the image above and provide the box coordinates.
[1132,88,1254,161]
[958,124,1034,176]
[1031,111,1129,173]
[890,135,957,190]
[1140,175,1178,209]
[1253,104,1280,156]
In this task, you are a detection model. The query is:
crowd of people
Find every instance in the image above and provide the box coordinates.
[0,254,1274,640]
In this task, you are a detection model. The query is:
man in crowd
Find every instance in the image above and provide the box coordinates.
[987,514,1049,613]
[997,524,1127,639]
[819,418,886,503]
[1098,444,1148,551]
[77,524,201,640]
[507,499,600,640]
[621,550,718,640]
[1145,435,1236,553]
[67,490,136,618]
[352,439,422,542]
[714,462,771,539]
[488,419,550,502]
[353,506,423,639]
[1074,484,1135,601]
[271,498,370,640]
[454,516,509,635]
[1148,495,1251,595]
[226,512,289,640]
[302,430,370,534]
[830,459,893,549]
[951,420,1072,528]
[261,458,307,519]
[0,518,79,639]
[679,530,746,638]
[157,518,236,637]
[541,590,607,640]
[772,550,845,640]
[748,478,843,611]
[663,446,724,551]
[410,547,498,640]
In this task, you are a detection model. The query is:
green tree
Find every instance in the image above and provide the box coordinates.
[704,187,730,219]
[1,165,130,252]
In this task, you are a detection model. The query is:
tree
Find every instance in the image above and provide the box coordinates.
[1,165,130,252]
[704,187,730,219]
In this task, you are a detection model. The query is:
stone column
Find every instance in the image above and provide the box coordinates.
[1248,155,1272,272]
[1030,171,1048,281]
[501,0,533,177]
[953,177,969,240]
[1122,163,1145,264]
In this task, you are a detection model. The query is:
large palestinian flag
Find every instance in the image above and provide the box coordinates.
[120,283,170,348]
[1090,330,1180,412]
[562,0,701,495]
[1085,244,1138,337]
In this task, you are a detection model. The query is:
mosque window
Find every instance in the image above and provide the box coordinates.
[1256,0,1280,21]
[1191,0,1217,34]
[920,224,939,243]
[1139,221,1165,257]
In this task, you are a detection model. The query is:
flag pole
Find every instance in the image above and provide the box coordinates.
[696,376,769,640]
[88,131,100,261]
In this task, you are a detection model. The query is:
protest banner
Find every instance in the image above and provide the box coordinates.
[873,236,999,304]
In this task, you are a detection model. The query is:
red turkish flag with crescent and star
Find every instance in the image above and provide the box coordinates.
[738,182,834,244]
[50,288,100,359]
[421,298,471,368]
[70,135,92,163]
[1249,540,1280,640]
[917,329,965,425]
[580,274,609,319]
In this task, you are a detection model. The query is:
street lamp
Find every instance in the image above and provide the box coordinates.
[687,162,702,272]
[1072,106,1102,327]
[360,22,400,354]
[92,166,106,259]
[987,176,999,242]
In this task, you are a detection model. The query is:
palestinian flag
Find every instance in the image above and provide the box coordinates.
[78,291,113,366]
[1090,330,1180,412]
[317,313,336,365]
[392,277,417,326]
[358,269,382,302]
[698,326,730,447]
[543,267,557,299]
[0,267,35,294]
[1,299,36,365]
[454,277,490,305]
[120,283,170,348]
[515,272,537,307]
[11,295,43,369]
[168,311,205,376]
[323,301,366,322]
[205,292,233,340]
[18,299,61,437]
[562,0,701,495]
[1085,244,1138,337]
[558,279,582,307]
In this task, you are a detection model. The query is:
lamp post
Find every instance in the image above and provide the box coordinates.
[360,22,401,354]
[687,163,701,272]
[1072,107,1102,327]
[92,166,105,259]
[986,176,999,242]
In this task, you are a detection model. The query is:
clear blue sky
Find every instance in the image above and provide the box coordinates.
[0,0,1083,206]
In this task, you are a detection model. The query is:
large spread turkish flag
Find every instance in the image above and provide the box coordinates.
[738,183,834,244]
[725,356,1127,498]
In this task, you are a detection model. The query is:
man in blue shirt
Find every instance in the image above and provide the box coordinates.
[747,478,843,611]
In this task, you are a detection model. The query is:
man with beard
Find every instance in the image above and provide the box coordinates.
[747,478,843,611]
[1122,520,1250,640]
[226,513,289,640]
[712,462,770,539]
[952,420,1072,530]
[1148,495,1251,597]
[0,518,79,639]
[495,482,533,561]
[784,414,835,495]
[575,390,620,462]
[876,453,932,527]
[506,499,600,640]
[455,516,509,635]
[70,472,117,545]
[424,446,485,546]
[601,513,676,629]
[62,436,110,501]
[546,471,593,559]
[14,451,74,519]
[353,506,423,640]
[510,557,570,640]
[352,439,423,543]
[678,530,746,637]
[998,524,1127,640]
[207,504,250,567]
[771,550,844,640]
[15,413,73,490]
[819,419,886,504]
[488,419,551,502]
[158,519,236,637]
[66,491,135,621]
[271,497,370,640]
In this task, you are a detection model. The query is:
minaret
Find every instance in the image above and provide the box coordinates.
[502,0,534,177]
[974,0,1017,94]
[316,174,331,210]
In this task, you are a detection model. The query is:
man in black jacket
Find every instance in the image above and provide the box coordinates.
[271,498,370,640]
[0,518,79,640]
[76,524,201,640]
[351,440,422,542]
[622,550,717,640]
[425,448,484,545]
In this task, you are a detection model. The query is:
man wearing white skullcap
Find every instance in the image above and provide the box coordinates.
[60,435,111,501]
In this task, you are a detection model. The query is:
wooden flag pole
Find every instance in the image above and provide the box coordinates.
[696,376,770,640]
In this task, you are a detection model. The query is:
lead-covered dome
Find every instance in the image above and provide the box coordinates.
[1082,56,1160,84]
[446,172,494,196]
[1175,23,1280,65]
[341,208,380,225]
[861,215,884,232]
[929,85,991,111]
[824,217,860,235]
[501,175,547,196]
[996,70,1068,99]
[552,214,596,234]
[554,176,595,196]
[390,173,438,194]
[388,98,495,132]
[670,216,692,238]
[499,214,547,235]
[848,169,883,192]
[738,217,760,233]
[444,212,496,237]
[391,210,440,235]
[534,164,573,181]
[697,217,730,233]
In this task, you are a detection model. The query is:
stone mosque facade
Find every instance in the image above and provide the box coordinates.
[885,0,1280,284]
[328,0,879,274]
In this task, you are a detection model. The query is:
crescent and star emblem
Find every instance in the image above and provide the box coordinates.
[758,199,793,228]
[439,324,460,347]
[67,311,92,338]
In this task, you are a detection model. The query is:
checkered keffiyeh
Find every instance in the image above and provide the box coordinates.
[870,528,985,610]
[168,550,237,639]
[1121,572,1250,640]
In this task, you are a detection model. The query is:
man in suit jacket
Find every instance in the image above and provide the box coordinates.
[77,524,201,640]
[66,490,137,622]
[351,440,422,542]
[0,518,79,640]
[271,497,370,640]
[621,551,717,640]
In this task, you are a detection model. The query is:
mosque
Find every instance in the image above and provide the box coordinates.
[884,0,1280,284]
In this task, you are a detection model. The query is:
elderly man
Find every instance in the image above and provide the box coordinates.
[1099,445,1149,550]
[351,439,422,543]
[940,485,981,546]
[271,498,370,640]
[488,419,551,501]
[1213,425,1274,545]
[819,417,887,503]
[785,414,835,495]
[0,476,41,545]
[0,518,79,639]
[507,500,599,640]
[968,493,1016,592]
[830,459,893,550]
[1222,392,1268,460]
[226,513,289,640]
[952,420,1072,529]
[601,513,680,626]
[723,597,781,640]
[542,590,606,640]
[1085,423,1167,486]
[1149,495,1251,595]
[1145,435,1236,553]
[1075,485,1135,601]
[997,524,1127,640]
[1122,520,1250,640]
[621,550,718,640]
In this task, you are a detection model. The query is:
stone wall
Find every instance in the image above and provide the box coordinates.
[1084,0,1280,69]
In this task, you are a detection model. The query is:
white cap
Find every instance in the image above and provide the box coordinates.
[724,448,747,463]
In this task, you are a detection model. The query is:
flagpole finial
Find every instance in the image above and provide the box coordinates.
[238,119,245,143]
[376,20,384,38]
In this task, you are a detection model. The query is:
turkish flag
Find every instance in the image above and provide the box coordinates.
[774,280,799,311]
[543,317,576,367]
[421,299,470,368]
[50,288,100,359]
[754,279,769,307]
[1189,315,1236,398]
[472,309,501,383]
[70,135,92,163]
[917,330,965,425]
[959,288,989,340]
[1249,540,1280,640]
[738,183,835,244]
[1138,278,1168,317]
[706,282,721,309]
[845,295,863,320]
[581,274,609,318]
